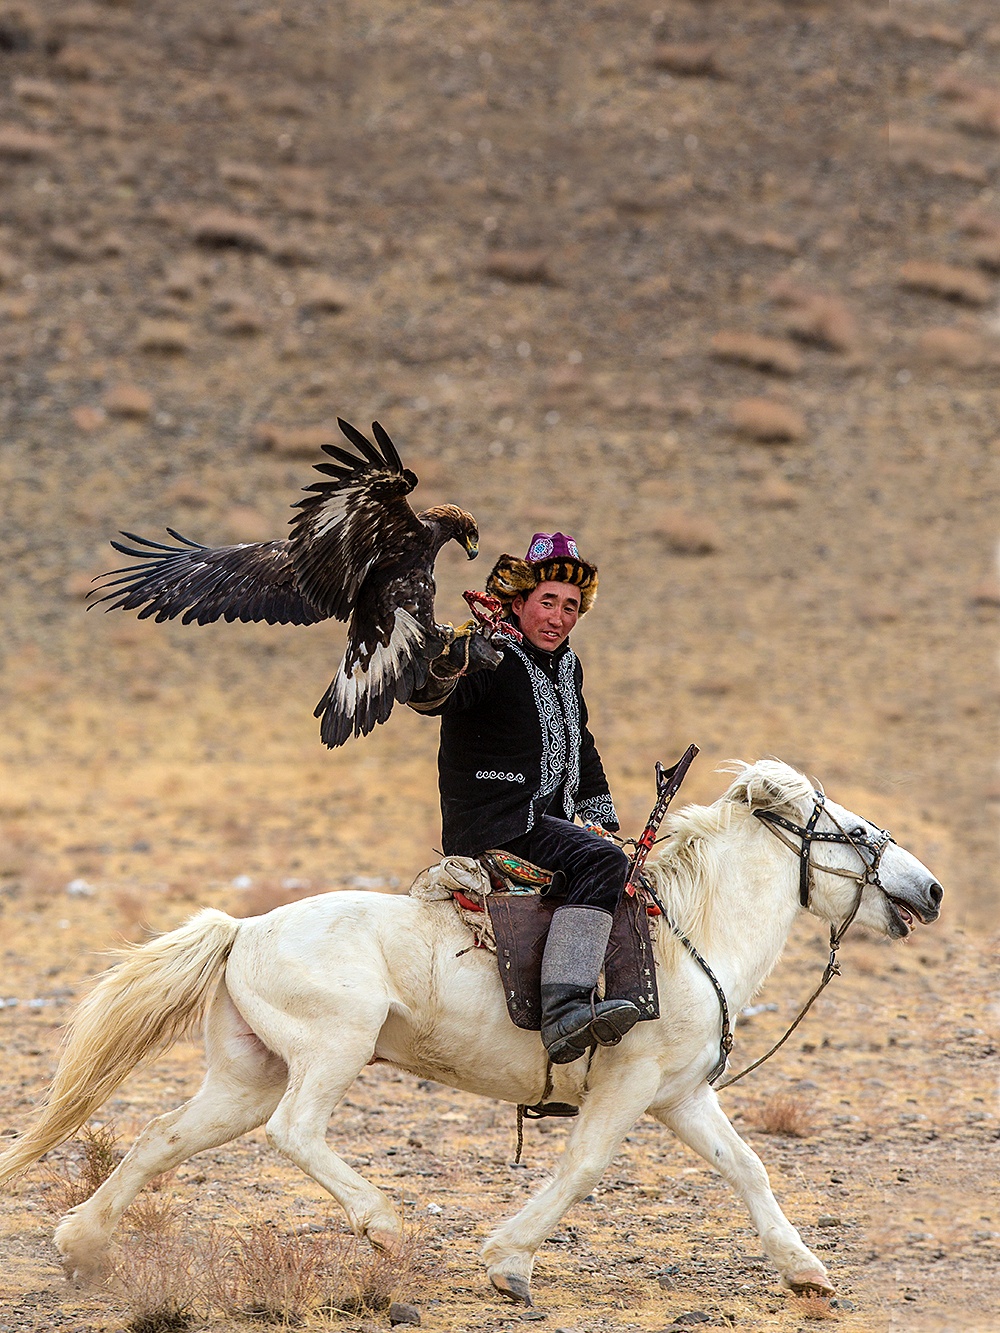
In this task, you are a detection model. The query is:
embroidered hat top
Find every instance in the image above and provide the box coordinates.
[485,530,598,614]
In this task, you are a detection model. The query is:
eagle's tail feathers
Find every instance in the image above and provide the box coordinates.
[317,610,442,749]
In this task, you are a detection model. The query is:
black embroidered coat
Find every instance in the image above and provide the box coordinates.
[411,632,619,855]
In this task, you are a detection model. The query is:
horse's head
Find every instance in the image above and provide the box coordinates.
[724,760,943,939]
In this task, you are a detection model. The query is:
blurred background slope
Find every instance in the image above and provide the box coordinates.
[0,0,996,923]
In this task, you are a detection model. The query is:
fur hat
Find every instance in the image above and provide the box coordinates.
[486,532,599,614]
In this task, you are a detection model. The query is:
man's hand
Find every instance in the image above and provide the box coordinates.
[431,623,503,680]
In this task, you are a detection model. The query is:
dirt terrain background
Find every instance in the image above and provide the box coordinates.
[0,0,997,1330]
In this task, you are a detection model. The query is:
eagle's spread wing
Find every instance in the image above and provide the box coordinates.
[89,530,325,625]
[91,418,478,748]
[288,418,425,621]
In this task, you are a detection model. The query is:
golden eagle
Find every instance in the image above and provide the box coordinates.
[91,419,480,747]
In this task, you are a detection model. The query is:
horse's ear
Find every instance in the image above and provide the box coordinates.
[722,760,810,813]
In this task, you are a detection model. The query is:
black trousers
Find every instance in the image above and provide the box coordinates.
[500,814,630,916]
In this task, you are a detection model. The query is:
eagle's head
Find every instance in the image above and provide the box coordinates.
[420,504,479,560]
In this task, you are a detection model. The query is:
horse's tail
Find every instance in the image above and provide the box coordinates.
[0,908,240,1184]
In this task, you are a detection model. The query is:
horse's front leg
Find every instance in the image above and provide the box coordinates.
[482,1056,662,1306]
[651,1083,833,1296]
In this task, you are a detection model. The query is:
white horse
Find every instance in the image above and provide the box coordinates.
[0,760,941,1306]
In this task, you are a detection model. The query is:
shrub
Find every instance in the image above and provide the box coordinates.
[110,1226,203,1333]
[44,1122,121,1214]
[897,261,993,305]
[711,331,803,375]
[916,327,988,369]
[729,398,806,443]
[651,510,721,556]
[755,1093,815,1137]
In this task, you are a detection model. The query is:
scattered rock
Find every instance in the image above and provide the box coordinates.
[518,1313,546,1323]
[711,330,803,375]
[673,1313,713,1327]
[388,1302,421,1326]
[191,208,271,252]
[135,319,191,354]
[103,384,153,418]
[817,1215,842,1227]
[729,397,806,442]
[898,261,993,305]
[652,42,721,77]
[52,44,106,80]
[483,249,554,285]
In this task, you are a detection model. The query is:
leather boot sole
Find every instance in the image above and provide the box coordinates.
[546,1000,640,1064]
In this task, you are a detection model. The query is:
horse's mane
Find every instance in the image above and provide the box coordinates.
[644,759,813,947]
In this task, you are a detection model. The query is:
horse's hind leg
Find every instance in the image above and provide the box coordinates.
[56,982,287,1283]
[263,997,401,1251]
[650,1084,834,1296]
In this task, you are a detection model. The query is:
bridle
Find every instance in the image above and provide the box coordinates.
[754,789,896,913]
[713,791,896,1089]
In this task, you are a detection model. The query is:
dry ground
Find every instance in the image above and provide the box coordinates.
[1,0,998,1330]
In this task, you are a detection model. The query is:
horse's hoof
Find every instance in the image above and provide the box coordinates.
[490,1271,533,1306]
[367,1227,403,1255]
[787,1270,835,1297]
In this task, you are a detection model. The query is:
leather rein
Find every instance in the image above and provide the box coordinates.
[705,791,896,1089]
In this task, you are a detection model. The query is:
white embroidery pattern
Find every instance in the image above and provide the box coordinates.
[576,792,618,828]
[557,649,581,820]
[501,637,581,829]
[476,770,525,783]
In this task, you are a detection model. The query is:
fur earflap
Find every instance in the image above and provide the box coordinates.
[486,553,599,614]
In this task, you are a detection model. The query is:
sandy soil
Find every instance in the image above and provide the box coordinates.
[1,0,997,1329]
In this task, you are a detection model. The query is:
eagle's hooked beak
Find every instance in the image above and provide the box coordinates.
[465,538,479,560]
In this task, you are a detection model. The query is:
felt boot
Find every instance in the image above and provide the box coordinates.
[539,905,640,1064]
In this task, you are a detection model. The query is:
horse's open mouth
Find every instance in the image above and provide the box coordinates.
[885,894,925,931]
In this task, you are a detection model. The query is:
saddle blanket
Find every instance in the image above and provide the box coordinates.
[409,854,660,1032]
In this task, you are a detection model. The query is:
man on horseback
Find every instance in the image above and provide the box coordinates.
[410,532,639,1064]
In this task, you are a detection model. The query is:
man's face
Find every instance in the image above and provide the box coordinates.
[512,581,581,653]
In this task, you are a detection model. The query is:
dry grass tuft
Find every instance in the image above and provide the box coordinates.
[103,384,154,419]
[916,327,990,369]
[711,330,803,375]
[769,279,859,353]
[202,1221,326,1324]
[43,1122,122,1215]
[0,125,58,161]
[201,1218,425,1324]
[651,42,721,77]
[797,1291,840,1320]
[897,261,993,305]
[254,422,338,458]
[111,1226,203,1333]
[136,319,192,354]
[650,510,722,556]
[755,1093,815,1137]
[729,398,806,443]
[483,249,554,285]
[190,209,271,253]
